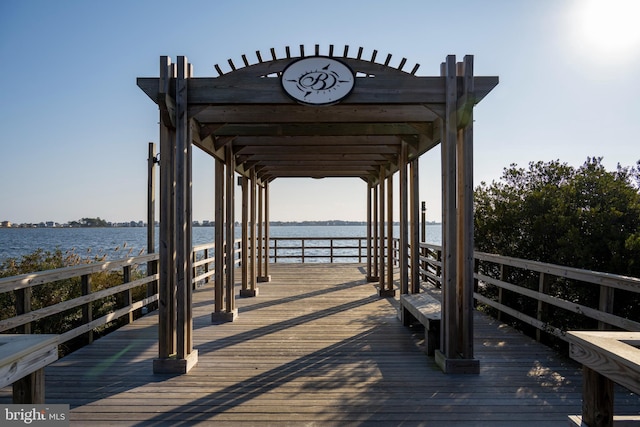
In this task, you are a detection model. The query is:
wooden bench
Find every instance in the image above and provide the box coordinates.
[567,331,640,427]
[0,334,58,403]
[399,292,441,356]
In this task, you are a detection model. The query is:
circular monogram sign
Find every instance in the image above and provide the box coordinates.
[281,57,355,106]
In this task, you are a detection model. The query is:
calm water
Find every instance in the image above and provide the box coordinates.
[0,224,442,263]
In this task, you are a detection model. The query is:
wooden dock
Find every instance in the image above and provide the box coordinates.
[2,263,638,426]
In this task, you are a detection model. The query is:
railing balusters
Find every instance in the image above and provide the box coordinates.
[123,265,133,324]
[15,287,31,334]
[81,274,93,344]
[412,240,640,344]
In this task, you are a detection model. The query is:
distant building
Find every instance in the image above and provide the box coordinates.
[1,221,11,228]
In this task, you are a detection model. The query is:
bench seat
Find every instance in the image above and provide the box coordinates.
[400,293,441,356]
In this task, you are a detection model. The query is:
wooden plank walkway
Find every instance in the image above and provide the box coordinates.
[2,264,639,426]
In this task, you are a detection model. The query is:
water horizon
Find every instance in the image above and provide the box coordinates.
[0,224,442,263]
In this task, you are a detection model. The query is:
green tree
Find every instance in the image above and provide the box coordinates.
[474,158,640,339]
[474,157,640,276]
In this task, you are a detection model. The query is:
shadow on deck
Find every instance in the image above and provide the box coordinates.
[2,264,638,426]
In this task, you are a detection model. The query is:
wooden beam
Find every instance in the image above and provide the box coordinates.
[212,123,428,137]
[232,135,403,147]
[137,75,499,105]
[191,104,440,123]
[235,145,399,155]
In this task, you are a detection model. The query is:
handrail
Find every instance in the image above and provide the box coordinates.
[5,235,638,356]
[0,239,242,352]
[269,237,367,263]
[410,240,640,343]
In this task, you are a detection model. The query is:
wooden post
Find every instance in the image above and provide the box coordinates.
[263,181,271,280]
[410,157,420,294]
[174,56,189,361]
[378,166,387,296]
[257,181,271,282]
[421,201,426,243]
[213,157,225,315]
[174,56,196,368]
[498,264,506,322]
[241,176,249,292]
[373,184,379,279]
[153,56,196,374]
[157,56,176,363]
[225,146,239,317]
[367,183,379,281]
[81,274,92,344]
[147,142,157,311]
[458,55,475,361]
[399,141,409,295]
[537,272,551,342]
[386,172,394,294]
[241,169,259,297]
[435,54,479,374]
[257,182,264,278]
[123,265,133,324]
[582,366,614,427]
[15,288,31,334]
[12,370,44,404]
[598,285,614,330]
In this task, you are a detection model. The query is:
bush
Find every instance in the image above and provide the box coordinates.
[1,248,147,355]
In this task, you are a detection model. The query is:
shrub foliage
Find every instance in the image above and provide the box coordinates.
[474,157,640,342]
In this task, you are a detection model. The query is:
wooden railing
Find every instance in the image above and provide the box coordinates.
[269,237,368,263]
[414,241,640,342]
[0,254,159,350]
[4,236,638,354]
[191,240,241,286]
[0,240,242,351]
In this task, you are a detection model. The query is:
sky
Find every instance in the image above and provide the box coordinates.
[1,0,639,224]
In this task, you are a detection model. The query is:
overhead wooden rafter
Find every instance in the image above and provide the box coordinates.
[137,44,498,185]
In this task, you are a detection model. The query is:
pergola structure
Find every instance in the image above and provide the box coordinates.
[137,46,498,375]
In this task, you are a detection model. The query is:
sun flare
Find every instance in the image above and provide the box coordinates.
[570,0,640,62]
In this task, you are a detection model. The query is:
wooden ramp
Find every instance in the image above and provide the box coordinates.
[2,264,638,426]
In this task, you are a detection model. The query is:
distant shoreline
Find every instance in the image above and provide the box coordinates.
[2,220,442,229]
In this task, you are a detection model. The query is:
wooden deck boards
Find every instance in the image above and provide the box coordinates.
[2,263,639,426]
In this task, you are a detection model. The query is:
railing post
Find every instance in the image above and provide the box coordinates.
[330,239,334,263]
[81,273,93,344]
[582,366,614,427]
[147,141,157,313]
[191,249,197,290]
[598,285,615,330]
[435,248,442,288]
[537,272,551,342]
[15,287,32,334]
[123,265,133,324]
[203,248,210,285]
[301,238,305,263]
[498,264,506,321]
[273,239,278,264]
